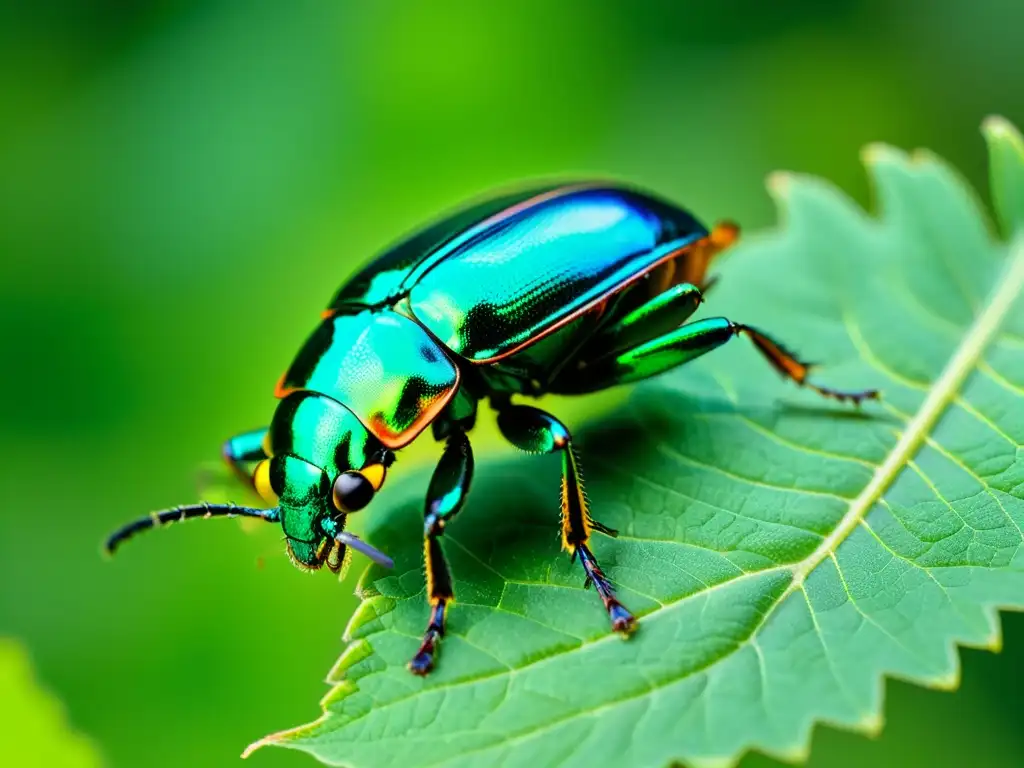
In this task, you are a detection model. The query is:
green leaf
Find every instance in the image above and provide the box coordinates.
[0,638,103,767]
[248,120,1024,767]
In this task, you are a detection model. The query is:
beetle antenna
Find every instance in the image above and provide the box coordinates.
[105,504,280,555]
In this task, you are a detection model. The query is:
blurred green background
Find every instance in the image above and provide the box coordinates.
[1,1,1021,766]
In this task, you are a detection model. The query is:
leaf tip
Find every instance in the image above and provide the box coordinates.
[765,171,793,198]
[982,115,1020,142]
[326,638,374,684]
[860,142,902,167]
[240,736,271,759]
[908,147,940,167]
[344,594,397,639]
[856,710,884,737]
[931,667,961,691]
[243,717,327,759]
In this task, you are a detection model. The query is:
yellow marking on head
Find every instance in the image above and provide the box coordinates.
[360,463,387,491]
[253,459,278,504]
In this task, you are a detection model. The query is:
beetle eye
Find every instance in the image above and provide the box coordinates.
[332,470,375,512]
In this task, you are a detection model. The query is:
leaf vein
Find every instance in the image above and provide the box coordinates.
[978,360,1024,396]
[695,411,879,469]
[654,443,852,503]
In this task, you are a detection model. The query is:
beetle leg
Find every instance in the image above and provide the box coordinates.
[731,323,880,405]
[554,317,735,394]
[422,430,474,539]
[577,282,704,360]
[409,430,475,675]
[553,316,879,404]
[597,220,739,333]
[220,427,269,489]
[496,405,636,635]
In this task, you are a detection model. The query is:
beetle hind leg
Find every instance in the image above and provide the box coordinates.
[733,323,879,405]
[554,315,879,404]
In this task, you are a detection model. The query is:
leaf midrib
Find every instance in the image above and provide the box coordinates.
[789,236,1024,593]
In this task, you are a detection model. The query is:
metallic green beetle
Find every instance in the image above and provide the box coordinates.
[107,183,876,675]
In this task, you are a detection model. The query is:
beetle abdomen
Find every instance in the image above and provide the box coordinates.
[406,186,707,362]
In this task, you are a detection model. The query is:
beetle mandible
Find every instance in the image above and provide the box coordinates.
[107,184,877,674]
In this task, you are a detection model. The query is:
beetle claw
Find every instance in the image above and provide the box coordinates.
[408,649,435,676]
[609,601,637,635]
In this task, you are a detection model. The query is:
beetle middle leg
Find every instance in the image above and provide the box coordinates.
[408,429,475,675]
[579,281,704,360]
[496,404,636,635]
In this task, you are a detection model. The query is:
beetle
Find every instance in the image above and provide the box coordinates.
[107,183,876,675]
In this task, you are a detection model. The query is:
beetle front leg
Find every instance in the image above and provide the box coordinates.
[409,430,474,675]
[220,427,269,488]
[496,405,636,635]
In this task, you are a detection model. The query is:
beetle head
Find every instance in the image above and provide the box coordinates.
[250,391,394,571]
[103,392,393,570]
[254,453,391,572]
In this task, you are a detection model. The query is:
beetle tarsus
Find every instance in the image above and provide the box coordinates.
[408,601,447,676]
[804,382,881,406]
[609,601,637,635]
[734,323,879,405]
[577,543,636,636]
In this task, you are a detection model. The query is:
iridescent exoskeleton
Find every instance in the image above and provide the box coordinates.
[107,184,876,674]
